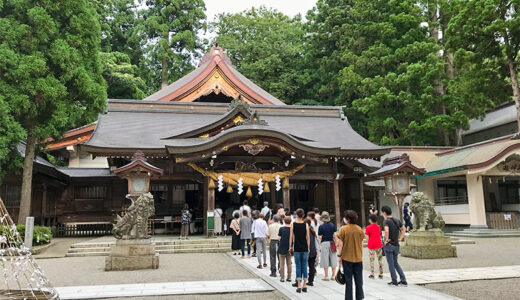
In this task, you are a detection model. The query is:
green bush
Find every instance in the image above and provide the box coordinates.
[0,225,52,245]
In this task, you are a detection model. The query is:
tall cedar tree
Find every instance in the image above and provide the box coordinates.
[448,0,520,132]
[424,0,510,145]
[212,7,308,105]
[0,0,107,223]
[142,0,206,91]
[101,51,146,99]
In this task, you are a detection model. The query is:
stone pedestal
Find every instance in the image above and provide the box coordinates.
[401,230,457,259]
[105,239,159,271]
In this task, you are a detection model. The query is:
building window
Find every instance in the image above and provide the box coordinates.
[499,180,520,204]
[436,180,468,205]
[0,185,21,207]
[74,185,106,200]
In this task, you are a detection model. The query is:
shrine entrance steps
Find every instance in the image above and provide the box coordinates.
[447,228,520,238]
[66,236,232,257]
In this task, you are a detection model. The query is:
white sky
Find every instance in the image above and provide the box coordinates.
[204,0,318,22]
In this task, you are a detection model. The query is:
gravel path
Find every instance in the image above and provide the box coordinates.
[361,237,520,272]
[425,278,520,300]
[37,253,252,286]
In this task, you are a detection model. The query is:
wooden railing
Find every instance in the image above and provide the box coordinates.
[53,223,113,237]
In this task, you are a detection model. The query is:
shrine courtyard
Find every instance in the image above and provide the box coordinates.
[34,236,520,300]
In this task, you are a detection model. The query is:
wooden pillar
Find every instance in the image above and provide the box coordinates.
[203,179,208,235]
[334,179,341,228]
[360,179,366,227]
[270,183,276,207]
[283,189,290,211]
[41,184,47,226]
[466,174,488,228]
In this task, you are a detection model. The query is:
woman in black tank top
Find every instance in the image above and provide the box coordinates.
[290,209,310,293]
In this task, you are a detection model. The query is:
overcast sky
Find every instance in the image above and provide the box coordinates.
[204,0,318,22]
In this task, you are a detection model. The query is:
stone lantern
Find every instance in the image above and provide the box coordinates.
[106,151,163,271]
[370,154,425,222]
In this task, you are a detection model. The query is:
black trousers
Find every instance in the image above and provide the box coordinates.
[342,260,364,300]
[308,255,316,283]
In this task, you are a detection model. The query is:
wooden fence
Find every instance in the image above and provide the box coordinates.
[53,223,113,237]
[489,213,519,229]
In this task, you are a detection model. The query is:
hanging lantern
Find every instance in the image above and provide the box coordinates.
[264,182,270,193]
[208,179,216,189]
[283,177,290,189]
[226,184,233,193]
[246,186,253,198]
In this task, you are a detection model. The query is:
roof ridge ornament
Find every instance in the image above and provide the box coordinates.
[227,95,251,112]
[238,111,268,126]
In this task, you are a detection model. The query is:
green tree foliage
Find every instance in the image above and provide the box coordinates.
[141,0,206,91]
[0,0,107,223]
[212,7,309,105]
[101,51,146,99]
[0,97,24,180]
[447,0,520,131]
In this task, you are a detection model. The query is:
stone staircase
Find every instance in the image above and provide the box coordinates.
[66,238,232,257]
[447,228,520,238]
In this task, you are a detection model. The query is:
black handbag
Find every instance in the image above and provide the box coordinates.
[335,268,345,285]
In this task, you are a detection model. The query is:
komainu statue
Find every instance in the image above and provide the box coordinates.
[409,192,445,231]
[113,192,155,239]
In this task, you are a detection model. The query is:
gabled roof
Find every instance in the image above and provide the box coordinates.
[368,154,426,178]
[45,122,96,151]
[463,102,516,135]
[143,46,286,105]
[83,99,389,159]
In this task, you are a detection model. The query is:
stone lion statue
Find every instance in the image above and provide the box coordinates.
[409,192,445,231]
[112,192,155,239]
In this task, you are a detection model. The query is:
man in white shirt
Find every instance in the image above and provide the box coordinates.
[260,201,271,222]
[253,213,268,269]
[239,200,252,217]
[266,214,282,277]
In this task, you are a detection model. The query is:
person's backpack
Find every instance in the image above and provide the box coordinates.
[181,210,190,224]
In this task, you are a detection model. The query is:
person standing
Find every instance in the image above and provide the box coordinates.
[230,212,241,255]
[253,213,268,269]
[318,211,337,280]
[278,216,292,283]
[239,200,252,217]
[239,210,252,258]
[403,203,413,232]
[214,204,223,236]
[261,201,272,223]
[290,208,310,293]
[180,204,191,240]
[266,214,281,277]
[313,208,322,225]
[336,210,365,300]
[305,218,318,286]
[365,214,384,279]
[277,204,285,224]
[382,205,407,287]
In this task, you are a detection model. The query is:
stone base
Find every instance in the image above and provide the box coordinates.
[400,230,457,259]
[105,239,159,271]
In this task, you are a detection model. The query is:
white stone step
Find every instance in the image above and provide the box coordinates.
[66,251,109,257]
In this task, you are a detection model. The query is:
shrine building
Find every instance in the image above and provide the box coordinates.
[1,46,389,234]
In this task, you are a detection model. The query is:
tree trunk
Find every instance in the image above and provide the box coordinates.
[18,129,36,224]
[507,55,520,133]
[161,55,168,89]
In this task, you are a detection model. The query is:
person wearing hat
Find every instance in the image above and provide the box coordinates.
[317,211,338,280]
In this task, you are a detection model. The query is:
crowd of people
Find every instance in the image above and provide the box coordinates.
[227,200,408,300]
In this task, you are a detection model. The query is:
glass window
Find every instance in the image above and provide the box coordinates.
[435,180,468,205]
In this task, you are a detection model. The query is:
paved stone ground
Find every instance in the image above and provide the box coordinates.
[425,278,520,300]
[406,265,520,284]
[34,237,92,258]
[101,291,286,300]
[55,279,273,299]
[231,253,459,300]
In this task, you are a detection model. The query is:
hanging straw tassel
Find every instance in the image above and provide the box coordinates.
[208,179,216,189]
[282,177,290,189]
[226,184,233,193]
[264,182,270,193]
[246,186,253,198]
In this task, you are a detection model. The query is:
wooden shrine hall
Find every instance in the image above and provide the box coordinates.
[2,45,389,234]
